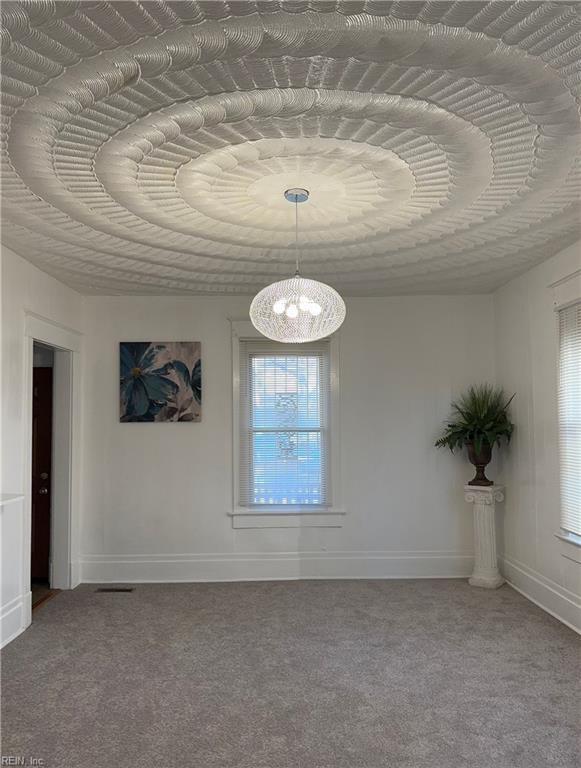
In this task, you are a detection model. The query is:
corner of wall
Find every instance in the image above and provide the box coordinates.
[492,244,581,632]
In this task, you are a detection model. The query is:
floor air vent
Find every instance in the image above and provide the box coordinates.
[95,587,135,593]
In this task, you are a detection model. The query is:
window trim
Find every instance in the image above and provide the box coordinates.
[230,320,344,528]
[551,270,581,561]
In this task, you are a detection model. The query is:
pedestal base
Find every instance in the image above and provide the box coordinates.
[469,574,505,589]
[464,485,505,591]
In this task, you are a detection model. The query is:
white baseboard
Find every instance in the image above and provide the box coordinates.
[502,556,581,634]
[70,559,81,588]
[1,591,31,648]
[80,550,473,583]
[6,560,576,643]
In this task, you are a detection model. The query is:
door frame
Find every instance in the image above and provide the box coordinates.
[23,312,81,606]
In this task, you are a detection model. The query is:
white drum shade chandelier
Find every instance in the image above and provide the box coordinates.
[250,189,346,343]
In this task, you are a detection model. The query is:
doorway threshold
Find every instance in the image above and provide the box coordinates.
[32,584,60,611]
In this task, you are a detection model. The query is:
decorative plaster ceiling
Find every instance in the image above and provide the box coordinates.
[0,1,580,296]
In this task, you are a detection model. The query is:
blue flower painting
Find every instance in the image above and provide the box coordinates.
[120,342,201,422]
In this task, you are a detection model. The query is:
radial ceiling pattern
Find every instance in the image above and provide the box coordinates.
[1,1,580,295]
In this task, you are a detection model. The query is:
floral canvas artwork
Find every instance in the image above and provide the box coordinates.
[120,342,201,422]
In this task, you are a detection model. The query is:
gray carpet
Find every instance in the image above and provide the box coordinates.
[1,580,579,768]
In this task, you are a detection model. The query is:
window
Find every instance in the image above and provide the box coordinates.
[239,341,330,508]
[231,321,342,527]
[558,301,581,538]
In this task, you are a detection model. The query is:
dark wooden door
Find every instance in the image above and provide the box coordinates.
[31,367,53,582]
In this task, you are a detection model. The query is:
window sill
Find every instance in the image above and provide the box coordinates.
[555,530,581,564]
[229,508,345,529]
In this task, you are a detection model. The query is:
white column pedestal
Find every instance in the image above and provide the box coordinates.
[464,485,505,589]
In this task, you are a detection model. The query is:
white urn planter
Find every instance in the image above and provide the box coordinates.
[464,485,505,589]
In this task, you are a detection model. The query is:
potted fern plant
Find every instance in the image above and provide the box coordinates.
[435,384,515,486]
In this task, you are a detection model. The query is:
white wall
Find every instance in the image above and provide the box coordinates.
[0,247,83,646]
[80,294,495,582]
[4,240,579,634]
[494,243,581,631]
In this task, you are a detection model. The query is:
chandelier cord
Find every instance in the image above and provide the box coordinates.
[294,196,299,276]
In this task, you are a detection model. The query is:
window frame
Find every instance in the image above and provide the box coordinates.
[230,320,344,529]
[552,270,581,560]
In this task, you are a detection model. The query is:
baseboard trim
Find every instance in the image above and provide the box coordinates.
[80,551,473,583]
[502,557,581,634]
[70,560,81,589]
[1,591,30,648]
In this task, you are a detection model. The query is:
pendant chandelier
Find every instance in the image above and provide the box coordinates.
[249,188,346,343]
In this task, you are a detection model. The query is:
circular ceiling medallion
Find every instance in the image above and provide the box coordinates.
[0,3,579,295]
[174,136,418,246]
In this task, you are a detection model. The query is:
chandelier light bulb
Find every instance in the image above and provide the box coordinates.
[250,188,346,343]
[308,302,322,316]
[273,299,286,315]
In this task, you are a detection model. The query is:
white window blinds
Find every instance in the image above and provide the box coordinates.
[558,302,581,537]
[239,341,330,508]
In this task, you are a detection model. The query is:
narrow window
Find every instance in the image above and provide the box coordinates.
[558,301,581,537]
[239,341,330,508]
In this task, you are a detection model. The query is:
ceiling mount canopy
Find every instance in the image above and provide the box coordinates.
[249,189,346,343]
[284,188,310,205]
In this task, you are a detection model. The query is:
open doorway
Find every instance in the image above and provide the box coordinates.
[31,342,58,609]
[22,312,80,629]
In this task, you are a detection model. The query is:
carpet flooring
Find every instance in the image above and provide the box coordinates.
[1,580,579,768]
